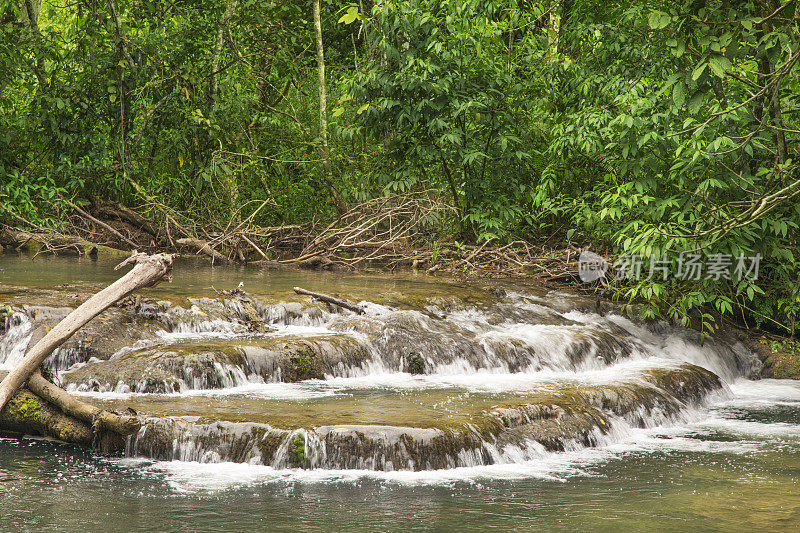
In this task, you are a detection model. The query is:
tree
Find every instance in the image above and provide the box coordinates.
[347,0,542,240]
[314,0,346,214]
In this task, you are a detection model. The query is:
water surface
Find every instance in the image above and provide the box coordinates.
[1,254,798,531]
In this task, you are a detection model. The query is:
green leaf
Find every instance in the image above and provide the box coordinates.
[338,6,360,25]
[648,11,670,29]
[708,56,729,77]
[687,91,704,114]
[673,81,686,108]
[691,62,707,80]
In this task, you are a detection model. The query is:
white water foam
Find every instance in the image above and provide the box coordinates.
[0,311,32,371]
[112,402,778,494]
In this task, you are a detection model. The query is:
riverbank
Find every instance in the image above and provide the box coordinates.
[0,197,581,282]
[758,337,800,380]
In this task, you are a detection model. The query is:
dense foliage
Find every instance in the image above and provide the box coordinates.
[1,0,799,332]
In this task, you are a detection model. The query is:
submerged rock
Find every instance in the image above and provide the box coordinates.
[63,334,371,392]
[403,351,426,374]
[122,363,723,471]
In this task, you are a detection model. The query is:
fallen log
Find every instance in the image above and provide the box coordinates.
[0,252,174,413]
[294,286,365,315]
[68,200,139,249]
[0,227,129,257]
[28,369,141,435]
[177,237,230,264]
[94,200,159,238]
[0,386,94,446]
[16,324,142,435]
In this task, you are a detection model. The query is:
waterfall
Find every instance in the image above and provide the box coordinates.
[0,310,32,371]
[0,285,764,473]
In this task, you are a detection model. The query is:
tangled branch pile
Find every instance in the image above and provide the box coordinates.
[0,191,588,283]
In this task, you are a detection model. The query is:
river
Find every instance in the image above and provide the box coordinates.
[1,255,799,531]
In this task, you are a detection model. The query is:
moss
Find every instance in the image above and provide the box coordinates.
[286,346,324,381]
[764,351,800,379]
[11,395,48,425]
[293,433,307,467]
[256,430,287,463]
[0,389,93,446]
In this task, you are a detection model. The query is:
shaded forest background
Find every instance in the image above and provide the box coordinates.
[1,0,799,334]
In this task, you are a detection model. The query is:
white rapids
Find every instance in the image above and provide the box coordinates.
[4,282,797,492]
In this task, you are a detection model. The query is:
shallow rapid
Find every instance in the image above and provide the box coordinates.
[1,255,798,530]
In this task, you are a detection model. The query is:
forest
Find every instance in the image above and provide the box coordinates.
[1,0,798,336]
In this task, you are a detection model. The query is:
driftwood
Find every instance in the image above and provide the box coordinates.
[0,228,89,251]
[294,287,365,314]
[68,200,139,249]
[177,237,230,264]
[28,369,141,435]
[0,252,174,413]
[3,189,585,281]
[0,386,94,446]
[14,324,142,435]
[94,200,159,238]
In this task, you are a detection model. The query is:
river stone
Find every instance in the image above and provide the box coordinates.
[403,351,426,374]
[118,363,723,471]
[62,334,371,393]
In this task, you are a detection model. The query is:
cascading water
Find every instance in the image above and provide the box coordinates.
[1,275,765,475]
[2,258,798,530]
[0,310,32,371]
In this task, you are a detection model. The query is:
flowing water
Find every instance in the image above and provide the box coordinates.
[1,255,799,531]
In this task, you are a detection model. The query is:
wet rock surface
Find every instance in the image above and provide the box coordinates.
[0,260,761,472]
[119,363,723,471]
[62,334,370,393]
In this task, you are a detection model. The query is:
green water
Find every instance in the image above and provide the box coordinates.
[0,253,513,305]
[1,432,799,532]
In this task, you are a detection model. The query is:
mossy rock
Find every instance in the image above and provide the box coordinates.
[763,350,800,379]
[403,351,426,375]
[284,345,324,381]
[0,389,94,446]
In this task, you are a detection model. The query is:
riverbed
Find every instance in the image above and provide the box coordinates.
[1,255,799,531]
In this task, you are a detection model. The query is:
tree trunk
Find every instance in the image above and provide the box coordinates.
[176,237,231,264]
[0,387,94,446]
[211,0,239,111]
[18,0,40,26]
[558,0,575,56]
[20,0,46,91]
[761,1,787,166]
[294,286,365,314]
[0,252,174,413]
[314,0,347,214]
[28,369,141,435]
